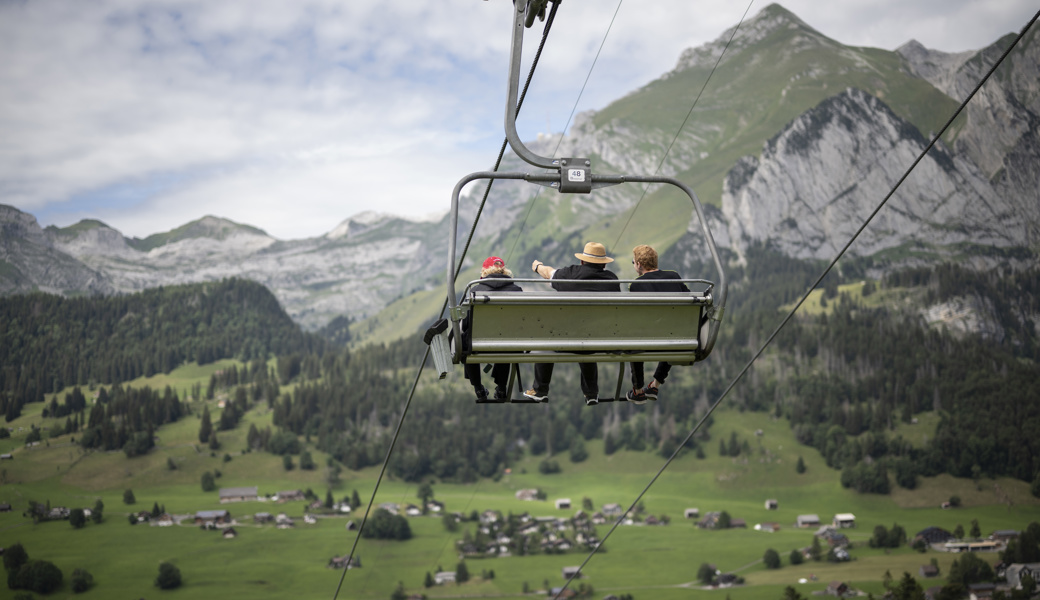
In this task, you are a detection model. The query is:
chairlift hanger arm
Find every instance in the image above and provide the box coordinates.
[505,0,560,170]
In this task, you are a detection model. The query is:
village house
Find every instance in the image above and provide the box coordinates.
[276,513,294,529]
[515,489,539,501]
[1005,563,1040,589]
[276,490,305,502]
[434,571,456,585]
[757,522,781,533]
[195,509,231,526]
[991,530,1019,543]
[920,564,940,578]
[378,502,399,515]
[426,499,444,513]
[968,583,996,600]
[833,513,856,528]
[914,526,954,546]
[0,502,13,512]
[826,581,850,597]
[405,504,422,517]
[555,498,572,510]
[254,512,274,524]
[156,513,174,526]
[328,555,359,569]
[219,486,258,503]
[602,503,623,517]
[797,514,821,528]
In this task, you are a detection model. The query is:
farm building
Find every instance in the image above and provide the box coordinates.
[684,508,700,519]
[219,486,258,503]
[797,514,821,528]
[764,499,778,510]
[555,498,572,510]
[833,513,856,528]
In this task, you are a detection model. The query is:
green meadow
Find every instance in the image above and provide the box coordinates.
[2,361,1039,600]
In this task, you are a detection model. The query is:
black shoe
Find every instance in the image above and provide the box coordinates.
[627,388,647,405]
[585,395,599,406]
[643,385,659,400]
[475,386,489,401]
[494,387,508,401]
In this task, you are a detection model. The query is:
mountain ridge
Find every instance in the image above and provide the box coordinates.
[1,3,1037,337]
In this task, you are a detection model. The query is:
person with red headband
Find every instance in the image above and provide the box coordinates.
[464,256,523,401]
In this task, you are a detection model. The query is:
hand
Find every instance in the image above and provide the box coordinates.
[532,260,542,273]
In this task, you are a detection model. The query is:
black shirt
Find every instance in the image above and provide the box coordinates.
[630,270,689,292]
[551,263,620,292]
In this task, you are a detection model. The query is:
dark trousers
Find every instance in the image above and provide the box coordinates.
[465,363,511,391]
[630,362,672,389]
[532,362,599,398]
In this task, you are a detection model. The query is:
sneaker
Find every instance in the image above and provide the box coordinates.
[494,387,508,401]
[475,386,489,401]
[626,388,647,405]
[643,385,659,400]
[523,389,549,402]
[585,396,599,406]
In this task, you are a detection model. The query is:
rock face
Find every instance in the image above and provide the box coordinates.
[720,88,1024,264]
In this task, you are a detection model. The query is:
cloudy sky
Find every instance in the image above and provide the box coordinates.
[1,0,1035,240]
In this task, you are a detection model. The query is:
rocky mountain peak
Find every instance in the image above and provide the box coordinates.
[673,3,828,73]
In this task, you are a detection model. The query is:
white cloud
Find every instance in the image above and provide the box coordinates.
[1,0,1035,239]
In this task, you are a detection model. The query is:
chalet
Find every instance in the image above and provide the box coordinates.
[968,583,996,600]
[338,503,352,514]
[797,514,821,528]
[276,513,294,528]
[561,565,586,582]
[515,489,539,501]
[1005,563,1040,589]
[219,486,258,503]
[405,504,422,517]
[833,513,856,528]
[304,514,317,524]
[136,510,152,522]
[378,502,399,515]
[757,522,781,533]
[815,526,850,548]
[0,502,12,512]
[602,503,623,517]
[645,515,660,526]
[434,571,456,585]
[826,581,849,597]
[992,530,1019,543]
[919,564,940,578]
[698,512,723,529]
[764,499,778,510]
[328,555,359,569]
[684,508,700,519]
[254,512,274,523]
[426,500,444,513]
[195,510,231,526]
[555,498,572,510]
[222,527,237,539]
[915,526,954,545]
[276,490,305,502]
[157,513,174,526]
[730,518,747,528]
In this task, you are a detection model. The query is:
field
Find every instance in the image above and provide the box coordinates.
[2,361,1039,600]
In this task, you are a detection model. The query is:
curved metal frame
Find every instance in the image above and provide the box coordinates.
[447,172,728,362]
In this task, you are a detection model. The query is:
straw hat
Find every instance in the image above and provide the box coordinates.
[574,242,613,264]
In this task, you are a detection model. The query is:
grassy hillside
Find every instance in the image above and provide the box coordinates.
[2,359,1038,599]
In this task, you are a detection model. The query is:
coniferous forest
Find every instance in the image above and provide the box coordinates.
[2,255,1039,494]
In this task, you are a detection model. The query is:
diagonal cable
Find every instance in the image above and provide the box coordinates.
[554,8,1040,599]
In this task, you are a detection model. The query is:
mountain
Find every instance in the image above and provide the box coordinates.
[1,3,1037,339]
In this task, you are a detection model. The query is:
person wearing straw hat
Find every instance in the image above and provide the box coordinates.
[465,256,523,401]
[524,242,620,405]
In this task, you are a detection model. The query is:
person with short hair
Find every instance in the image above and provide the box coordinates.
[465,256,523,401]
[524,242,620,405]
[627,244,689,404]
